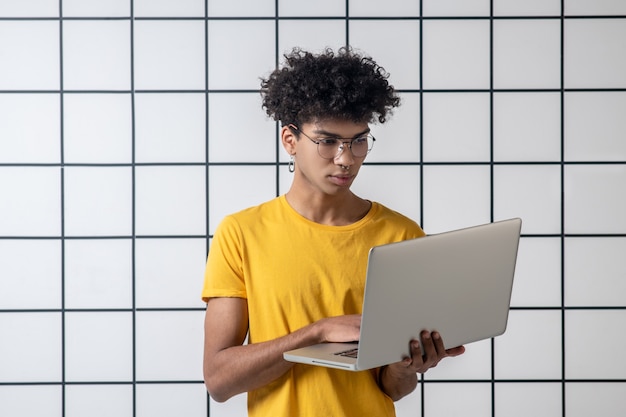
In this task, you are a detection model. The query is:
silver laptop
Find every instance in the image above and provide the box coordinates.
[283,218,522,371]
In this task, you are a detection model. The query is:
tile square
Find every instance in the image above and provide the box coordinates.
[63,167,133,236]
[209,393,248,417]
[0,313,62,382]
[0,93,60,163]
[0,167,61,236]
[64,239,133,309]
[565,92,626,161]
[134,20,205,90]
[495,310,562,379]
[565,19,626,88]
[278,0,344,16]
[566,310,626,379]
[135,238,207,308]
[349,20,421,90]
[0,240,61,309]
[493,92,561,162]
[426,338,492,380]
[566,383,626,417]
[208,20,275,90]
[422,165,492,234]
[494,0,561,16]
[0,21,59,90]
[62,0,129,17]
[278,166,294,195]
[423,93,491,162]
[350,0,419,16]
[493,20,561,89]
[62,20,130,90]
[0,386,62,417]
[63,93,132,163]
[367,93,421,163]
[495,383,562,417]
[394,389,421,417]
[208,93,275,163]
[0,0,58,17]
[564,165,626,234]
[278,20,346,59]
[423,0,490,16]
[208,165,277,234]
[135,311,205,381]
[135,93,206,163]
[494,165,562,234]
[208,0,274,16]
[135,166,207,236]
[136,384,207,417]
[422,20,490,89]
[351,165,422,225]
[510,238,562,308]
[424,383,491,416]
[135,0,205,17]
[66,385,133,417]
[65,312,133,381]
[565,0,626,15]
[565,237,626,307]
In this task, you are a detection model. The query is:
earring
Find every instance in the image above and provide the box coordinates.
[288,155,295,173]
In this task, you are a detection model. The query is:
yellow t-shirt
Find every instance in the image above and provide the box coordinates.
[202,195,425,417]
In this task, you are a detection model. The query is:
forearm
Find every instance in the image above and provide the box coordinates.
[204,322,322,402]
[378,365,418,402]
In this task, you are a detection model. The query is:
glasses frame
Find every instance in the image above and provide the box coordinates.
[289,124,376,160]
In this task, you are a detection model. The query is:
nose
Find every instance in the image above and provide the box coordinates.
[334,142,355,165]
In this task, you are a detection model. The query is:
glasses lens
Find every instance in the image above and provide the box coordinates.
[317,139,339,159]
[350,136,373,157]
[317,136,373,159]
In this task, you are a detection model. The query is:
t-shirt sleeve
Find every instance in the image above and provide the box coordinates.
[201,215,248,302]
[381,204,426,241]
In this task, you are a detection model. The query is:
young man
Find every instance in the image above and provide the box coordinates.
[202,47,465,416]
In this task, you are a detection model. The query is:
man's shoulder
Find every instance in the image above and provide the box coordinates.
[369,201,425,236]
[230,196,283,218]
[219,196,285,229]
[371,201,417,224]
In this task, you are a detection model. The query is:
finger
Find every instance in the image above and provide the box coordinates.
[419,331,438,366]
[445,345,466,357]
[407,336,431,372]
[408,340,420,364]
[431,332,447,356]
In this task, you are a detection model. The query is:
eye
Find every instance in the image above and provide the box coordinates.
[353,137,368,145]
[318,138,339,146]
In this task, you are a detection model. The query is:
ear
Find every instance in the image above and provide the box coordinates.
[281,125,298,156]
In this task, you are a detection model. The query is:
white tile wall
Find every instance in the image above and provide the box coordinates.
[422,20,491,89]
[0,94,61,163]
[0,240,63,309]
[1,1,625,417]
[0,167,62,235]
[495,383,563,417]
[63,21,131,90]
[65,385,134,417]
[64,94,133,163]
[493,20,561,89]
[422,93,491,162]
[0,21,60,90]
[493,92,562,162]
[64,239,133,309]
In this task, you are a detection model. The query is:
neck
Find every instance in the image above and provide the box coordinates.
[285,189,371,226]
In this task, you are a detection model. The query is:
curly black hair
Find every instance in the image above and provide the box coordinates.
[260,47,400,127]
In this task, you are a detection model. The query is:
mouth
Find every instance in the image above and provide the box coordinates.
[329,174,354,186]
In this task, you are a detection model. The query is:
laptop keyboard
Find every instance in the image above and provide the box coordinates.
[334,347,359,358]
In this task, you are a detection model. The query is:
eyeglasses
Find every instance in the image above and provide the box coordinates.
[290,125,375,159]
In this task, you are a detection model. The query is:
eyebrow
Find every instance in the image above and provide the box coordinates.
[311,128,371,139]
